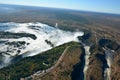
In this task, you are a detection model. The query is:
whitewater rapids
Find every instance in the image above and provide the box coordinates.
[104,49,114,80]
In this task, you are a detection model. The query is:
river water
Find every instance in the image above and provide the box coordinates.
[104,49,114,80]
[83,46,91,80]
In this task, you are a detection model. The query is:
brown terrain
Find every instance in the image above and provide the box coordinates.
[33,45,83,80]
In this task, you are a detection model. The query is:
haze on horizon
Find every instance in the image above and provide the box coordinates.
[0,0,120,14]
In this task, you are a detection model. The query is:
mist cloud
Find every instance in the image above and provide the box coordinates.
[0,22,84,68]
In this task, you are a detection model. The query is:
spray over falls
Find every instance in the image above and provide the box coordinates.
[0,22,84,68]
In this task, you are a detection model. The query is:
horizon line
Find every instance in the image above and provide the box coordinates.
[0,3,120,15]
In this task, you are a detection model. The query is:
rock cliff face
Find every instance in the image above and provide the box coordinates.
[78,31,120,80]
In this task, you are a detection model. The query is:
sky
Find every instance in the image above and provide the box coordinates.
[0,0,120,14]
